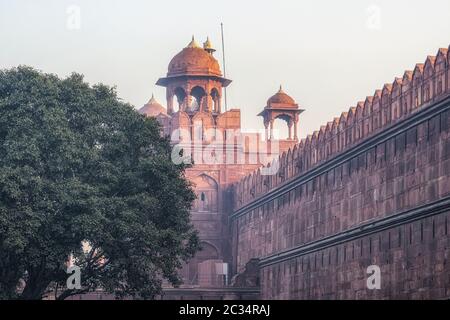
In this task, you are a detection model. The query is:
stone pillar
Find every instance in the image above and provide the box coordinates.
[288,119,293,140]
[207,94,213,112]
[294,116,298,140]
[269,119,274,140]
[167,92,173,114]
[264,122,269,141]
[184,85,191,112]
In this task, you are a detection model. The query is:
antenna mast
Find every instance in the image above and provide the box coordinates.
[221,22,228,111]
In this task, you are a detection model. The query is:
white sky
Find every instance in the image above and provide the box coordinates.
[1,0,449,138]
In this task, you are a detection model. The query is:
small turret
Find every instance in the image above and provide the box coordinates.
[203,36,216,55]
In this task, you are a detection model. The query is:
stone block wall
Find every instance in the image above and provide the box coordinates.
[260,207,450,299]
[230,46,450,299]
[232,47,450,211]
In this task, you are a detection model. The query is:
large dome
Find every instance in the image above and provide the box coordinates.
[167,37,222,77]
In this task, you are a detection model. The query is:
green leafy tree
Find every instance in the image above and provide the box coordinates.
[0,66,199,300]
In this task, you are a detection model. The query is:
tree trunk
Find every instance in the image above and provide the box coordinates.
[20,269,51,300]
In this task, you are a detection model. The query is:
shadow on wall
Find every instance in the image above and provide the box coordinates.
[230,258,260,288]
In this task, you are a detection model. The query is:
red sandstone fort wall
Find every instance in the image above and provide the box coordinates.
[261,211,449,299]
[230,46,450,299]
[233,47,450,209]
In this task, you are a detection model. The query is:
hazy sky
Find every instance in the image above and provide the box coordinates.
[1,0,450,138]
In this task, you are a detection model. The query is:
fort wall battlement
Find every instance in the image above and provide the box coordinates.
[229,46,450,299]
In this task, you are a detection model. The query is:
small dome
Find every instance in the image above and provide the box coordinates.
[267,86,297,107]
[139,94,167,117]
[167,36,221,77]
[203,36,216,53]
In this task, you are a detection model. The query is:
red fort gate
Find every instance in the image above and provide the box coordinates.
[138,37,450,300]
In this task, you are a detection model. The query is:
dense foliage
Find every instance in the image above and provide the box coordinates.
[0,66,199,299]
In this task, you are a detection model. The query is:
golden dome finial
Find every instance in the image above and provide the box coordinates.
[203,36,216,54]
[148,93,157,104]
[278,85,284,93]
[187,35,200,48]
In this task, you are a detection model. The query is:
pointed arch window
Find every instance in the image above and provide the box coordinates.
[192,174,218,213]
